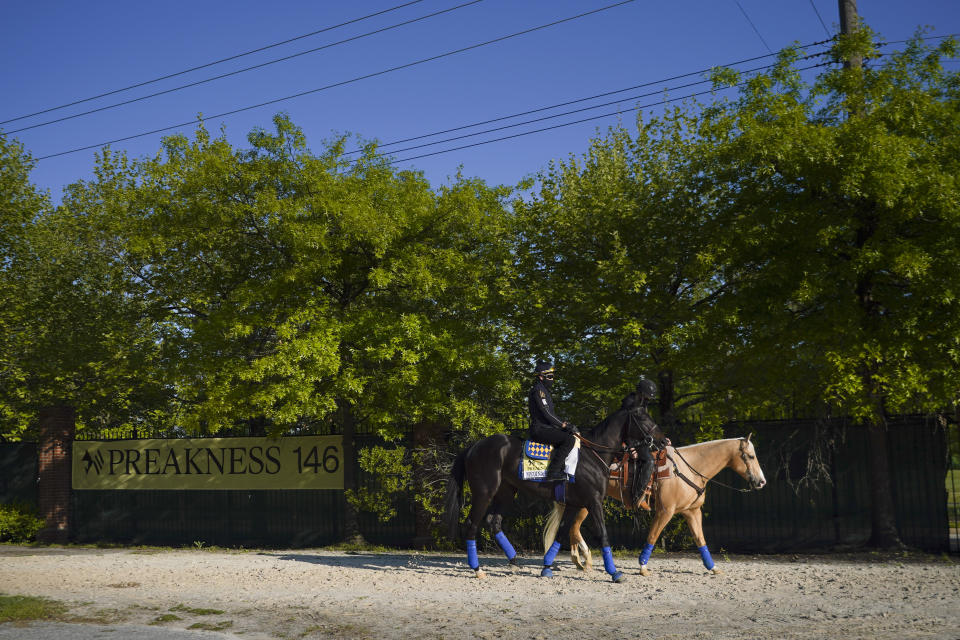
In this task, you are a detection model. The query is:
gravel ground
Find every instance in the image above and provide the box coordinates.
[0,545,958,639]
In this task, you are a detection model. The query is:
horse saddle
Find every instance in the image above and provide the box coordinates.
[519,439,579,482]
[653,447,672,481]
[609,447,672,510]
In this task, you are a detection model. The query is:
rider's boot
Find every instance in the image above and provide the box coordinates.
[543,454,567,482]
[636,461,655,510]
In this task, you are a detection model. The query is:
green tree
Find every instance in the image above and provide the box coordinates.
[512,110,731,436]
[705,32,960,546]
[0,136,165,438]
[85,115,519,540]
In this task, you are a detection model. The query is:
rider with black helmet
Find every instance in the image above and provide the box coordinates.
[528,360,578,482]
[627,376,662,510]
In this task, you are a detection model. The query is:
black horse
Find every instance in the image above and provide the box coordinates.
[442,403,664,582]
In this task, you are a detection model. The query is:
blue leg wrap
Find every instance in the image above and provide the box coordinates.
[540,541,561,578]
[601,546,616,574]
[639,542,654,566]
[495,531,516,560]
[543,540,561,567]
[698,545,715,570]
[466,539,479,570]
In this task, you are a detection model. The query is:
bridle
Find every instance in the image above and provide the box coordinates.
[670,437,762,494]
[575,406,657,457]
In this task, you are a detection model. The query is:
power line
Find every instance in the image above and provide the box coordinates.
[390,34,960,165]
[389,60,831,163]
[7,0,485,136]
[390,61,833,164]
[348,39,834,154]
[0,0,429,127]
[35,0,637,161]
[386,74,750,156]
[807,0,832,38]
[733,0,773,54]
[381,55,829,158]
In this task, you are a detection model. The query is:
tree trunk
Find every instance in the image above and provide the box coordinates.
[338,399,367,545]
[657,369,677,428]
[411,420,446,548]
[854,216,902,548]
[865,416,901,548]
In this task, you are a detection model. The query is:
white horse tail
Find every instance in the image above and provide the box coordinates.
[543,501,565,553]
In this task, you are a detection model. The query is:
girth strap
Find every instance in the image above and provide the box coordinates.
[666,451,705,497]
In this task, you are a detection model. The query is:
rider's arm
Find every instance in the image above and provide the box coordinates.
[529,382,565,429]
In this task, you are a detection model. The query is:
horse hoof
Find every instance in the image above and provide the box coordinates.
[611,571,625,583]
[639,565,650,577]
[540,567,554,578]
[474,569,487,579]
[507,558,521,571]
[710,568,723,575]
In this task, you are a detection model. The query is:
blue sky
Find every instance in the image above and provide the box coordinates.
[2,0,958,204]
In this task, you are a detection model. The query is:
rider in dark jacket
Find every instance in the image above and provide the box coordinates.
[528,360,578,482]
[630,376,662,510]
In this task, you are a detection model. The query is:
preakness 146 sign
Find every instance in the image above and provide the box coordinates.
[72,436,343,490]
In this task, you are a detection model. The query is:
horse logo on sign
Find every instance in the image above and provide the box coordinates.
[81,450,104,475]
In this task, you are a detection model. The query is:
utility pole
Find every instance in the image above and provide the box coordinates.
[838,0,862,69]
[838,0,900,549]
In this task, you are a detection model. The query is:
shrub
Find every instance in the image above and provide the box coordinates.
[0,504,45,543]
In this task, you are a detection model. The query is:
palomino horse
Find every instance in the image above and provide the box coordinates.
[543,435,766,574]
[442,404,664,582]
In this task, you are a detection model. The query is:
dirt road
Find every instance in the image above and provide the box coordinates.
[1,546,957,639]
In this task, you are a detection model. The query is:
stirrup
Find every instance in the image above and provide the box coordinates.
[638,490,652,511]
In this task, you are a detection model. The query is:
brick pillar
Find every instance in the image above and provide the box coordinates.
[36,405,75,544]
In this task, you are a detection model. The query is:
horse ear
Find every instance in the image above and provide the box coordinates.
[747,433,753,443]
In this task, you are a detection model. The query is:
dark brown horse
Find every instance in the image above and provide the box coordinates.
[442,404,663,582]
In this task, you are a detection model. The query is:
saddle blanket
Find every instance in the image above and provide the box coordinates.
[519,439,579,482]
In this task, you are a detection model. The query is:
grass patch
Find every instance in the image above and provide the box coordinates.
[188,620,233,631]
[170,603,225,616]
[150,613,183,625]
[0,594,66,623]
[321,541,391,553]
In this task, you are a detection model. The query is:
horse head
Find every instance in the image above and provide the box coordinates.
[734,434,767,490]
[625,405,666,447]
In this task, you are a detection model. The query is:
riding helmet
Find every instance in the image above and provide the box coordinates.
[535,360,555,375]
[637,376,657,400]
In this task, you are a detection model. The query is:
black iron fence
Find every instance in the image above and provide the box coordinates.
[1,416,957,552]
[499,415,954,555]
[695,415,951,553]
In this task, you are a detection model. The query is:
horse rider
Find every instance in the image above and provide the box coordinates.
[624,376,668,510]
[528,360,579,482]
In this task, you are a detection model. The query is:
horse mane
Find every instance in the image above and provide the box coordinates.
[584,406,628,438]
[677,437,744,450]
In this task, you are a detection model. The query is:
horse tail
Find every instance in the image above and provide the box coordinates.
[442,447,469,540]
[542,501,565,553]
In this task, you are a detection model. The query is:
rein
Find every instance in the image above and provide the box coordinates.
[575,407,652,455]
[575,409,648,473]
